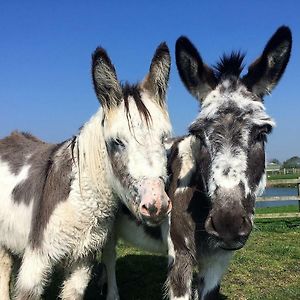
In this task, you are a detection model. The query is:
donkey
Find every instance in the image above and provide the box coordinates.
[0,42,172,299]
[102,26,292,300]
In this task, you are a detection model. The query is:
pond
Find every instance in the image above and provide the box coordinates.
[256,187,299,208]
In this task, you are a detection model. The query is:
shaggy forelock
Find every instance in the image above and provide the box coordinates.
[214,51,245,80]
[192,80,275,132]
[121,83,152,128]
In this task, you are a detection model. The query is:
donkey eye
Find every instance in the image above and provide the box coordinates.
[114,138,125,147]
[195,131,207,146]
[254,126,271,143]
[255,132,267,142]
[108,138,126,152]
[161,133,169,144]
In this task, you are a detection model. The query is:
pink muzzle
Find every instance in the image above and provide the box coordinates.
[137,178,172,225]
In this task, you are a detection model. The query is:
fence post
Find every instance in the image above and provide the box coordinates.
[298,177,300,213]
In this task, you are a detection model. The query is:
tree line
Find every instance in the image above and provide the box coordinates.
[269,156,300,169]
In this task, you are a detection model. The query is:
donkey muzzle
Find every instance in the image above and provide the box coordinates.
[138,178,172,226]
[205,207,252,250]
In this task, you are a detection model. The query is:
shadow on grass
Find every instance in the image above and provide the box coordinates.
[41,253,228,299]
[85,254,228,300]
[43,254,167,300]
[88,254,168,300]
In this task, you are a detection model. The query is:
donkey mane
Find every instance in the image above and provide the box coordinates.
[17,131,45,143]
[122,82,152,127]
[214,51,245,80]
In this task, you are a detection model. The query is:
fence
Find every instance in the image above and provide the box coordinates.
[255,178,300,219]
[266,168,300,175]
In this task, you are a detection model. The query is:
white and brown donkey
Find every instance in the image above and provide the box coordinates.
[0,43,172,299]
[102,26,292,300]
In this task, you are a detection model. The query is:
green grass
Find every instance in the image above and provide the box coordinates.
[222,218,300,299]
[83,216,300,300]
[267,173,300,180]
[256,205,299,214]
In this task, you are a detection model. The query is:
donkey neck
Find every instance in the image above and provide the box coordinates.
[75,108,114,199]
[168,134,209,202]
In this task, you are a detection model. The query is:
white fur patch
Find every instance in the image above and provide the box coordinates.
[170,294,190,300]
[60,263,92,299]
[177,137,195,183]
[16,248,50,296]
[0,248,13,300]
[199,251,233,299]
[199,84,275,127]
[208,145,250,198]
[0,161,33,254]
[102,233,120,300]
[255,172,267,197]
[116,213,166,253]
[166,215,175,266]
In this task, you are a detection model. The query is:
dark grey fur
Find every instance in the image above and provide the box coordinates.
[0,131,46,175]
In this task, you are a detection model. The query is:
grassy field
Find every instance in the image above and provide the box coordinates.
[221,218,300,300]
[83,212,300,300]
[267,173,300,180]
[256,205,298,214]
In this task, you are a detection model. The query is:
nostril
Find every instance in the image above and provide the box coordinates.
[147,204,158,216]
[140,204,150,217]
[239,216,252,236]
[205,216,219,237]
[140,203,158,217]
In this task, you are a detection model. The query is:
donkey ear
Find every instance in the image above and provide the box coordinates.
[242,26,292,97]
[175,36,217,102]
[92,47,123,110]
[142,42,171,107]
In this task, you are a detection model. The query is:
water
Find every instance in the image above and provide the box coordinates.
[256,187,299,208]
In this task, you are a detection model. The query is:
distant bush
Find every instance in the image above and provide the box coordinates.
[282,156,300,168]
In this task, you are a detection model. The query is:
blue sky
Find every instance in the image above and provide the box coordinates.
[0,1,299,162]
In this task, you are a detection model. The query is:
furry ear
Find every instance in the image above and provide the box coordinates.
[142,42,171,107]
[242,26,292,97]
[92,47,122,110]
[175,36,217,102]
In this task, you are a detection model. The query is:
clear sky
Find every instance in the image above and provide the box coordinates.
[0,1,299,162]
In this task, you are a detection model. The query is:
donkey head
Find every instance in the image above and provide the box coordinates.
[92,43,172,226]
[176,26,292,249]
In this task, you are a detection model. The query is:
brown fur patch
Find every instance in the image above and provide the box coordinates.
[29,142,74,247]
[0,131,74,248]
[0,131,48,175]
